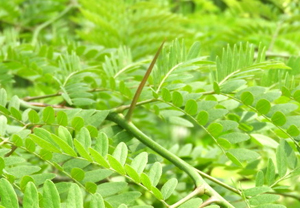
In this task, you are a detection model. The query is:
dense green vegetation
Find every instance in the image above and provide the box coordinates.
[0,0,300,207]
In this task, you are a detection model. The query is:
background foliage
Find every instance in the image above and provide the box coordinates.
[0,0,300,207]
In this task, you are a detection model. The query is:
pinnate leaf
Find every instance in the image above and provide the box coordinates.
[43,180,61,208]
[271,111,286,126]
[149,162,162,186]
[43,106,55,124]
[112,142,128,165]
[256,99,271,114]
[89,193,105,208]
[184,99,198,115]
[0,178,19,208]
[23,182,39,208]
[107,154,126,175]
[71,167,85,181]
[131,152,148,174]
[196,110,209,125]
[66,183,83,208]
[161,178,178,200]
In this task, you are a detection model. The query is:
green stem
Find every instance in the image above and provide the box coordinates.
[107,112,234,208]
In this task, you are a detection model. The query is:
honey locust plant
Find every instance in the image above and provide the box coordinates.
[0,0,300,208]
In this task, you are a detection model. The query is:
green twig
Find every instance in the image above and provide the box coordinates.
[107,112,234,208]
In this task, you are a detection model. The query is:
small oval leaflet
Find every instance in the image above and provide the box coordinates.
[271,111,286,126]
[241,91,254,105]
[184,99,198,115]
[255,99,271,114]
[161,178,178,200]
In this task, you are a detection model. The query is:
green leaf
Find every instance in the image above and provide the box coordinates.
[51,134,77,157]
[72,116,85,131]
[256,99,271,114]
[0,105,10,115]
[25,138,36,152]
[28,109,39,123]
[196,110,209,125]
[94,132,109,157]
[271,111,286,126]
[219,132,250,144]
[226,152,243,167]
[149,162,162,187]
[217,138,231,149]
[74,139,93,161]
[0,115,7,136]
[287,125,300,136]
[213,82,220,94]
[161,178,178,200]
[30,134,61,153]
[255,204,286,208]
[76,127,91,149]
[9,95,20,110]
[131,152,148,174]
[282,141,298,169]
[161,88,171,102]
[125,164,140,183]
[105,191,141,207]
[249,194,280,206]
[58,126,73,147]
[89,148,110,168]
[82,169,113,183]
[293,90,300,102]
[0,178,19,208]
[187,41,200,59]
[87,125,98,137]
[89,193,105,208]
[184,99,198,115]
[0,157,4,174]
[118,204,128,208]
[151,186,163,200]
[0,88,7,106]
[66,184,83,208]
[10,107,22,120]
[228,148,260,162]
[141,173,152,190]
[71,168,85,181]
[172,91,183,107]
[220,79,246,93]
[241,91,254,105]
[34,127,57,146]
[85,182,97,194]
[43,180,61,208]
[276,140,287,178]
[178,198,203,208]
[255,170,264,187]
[20,175,34,191]
[57,111,68,126]
[251,134,278,149]
[6,165,41,178]
[266,159,276,186]
[23,182,39,208]
[244,186,272,197]
[43,106,55,124]
[107,154,125,175]
[112,142,128,165]
[207,123,223,136]
[12,134,23,147]
[168,116,194,127]
[97,182,127,197]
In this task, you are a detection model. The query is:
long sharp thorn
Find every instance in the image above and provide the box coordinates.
[125,40,166,121]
